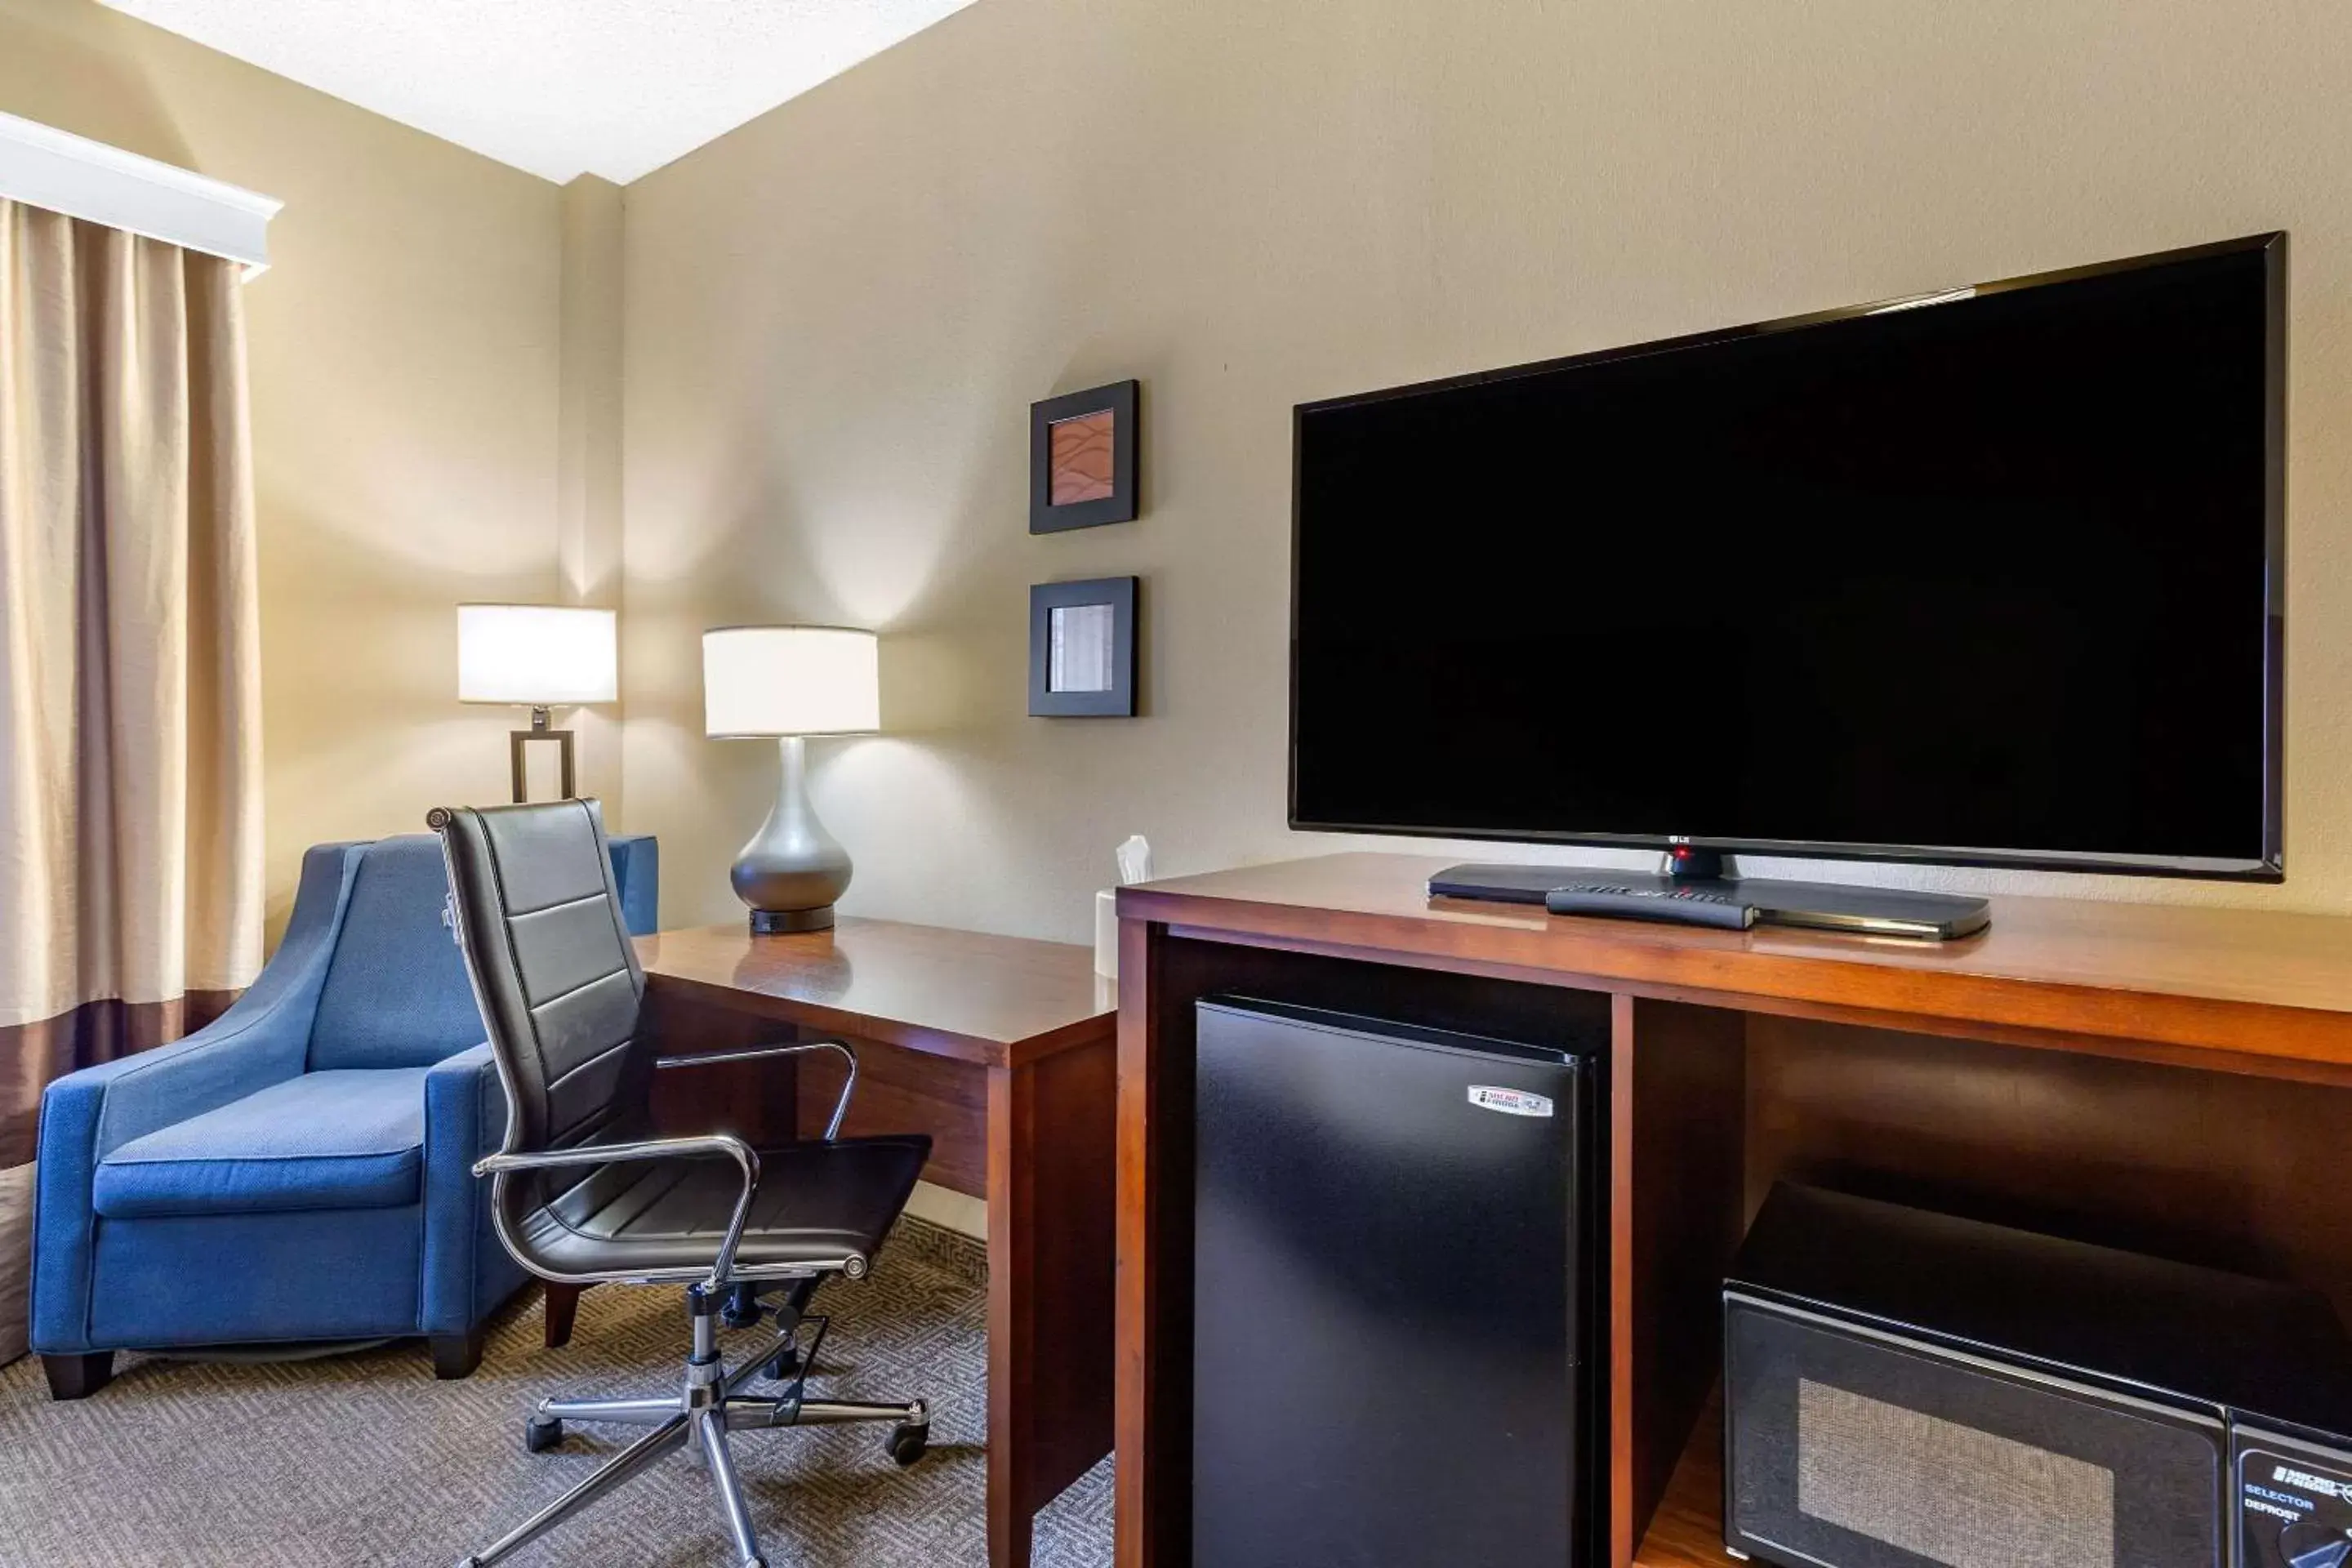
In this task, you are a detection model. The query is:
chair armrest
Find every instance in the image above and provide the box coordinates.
[420,1043,514,1333]
[33,998,313,1347]
[607,834,659,937]
[56,837,359,1160]
[425,1043,509,1159]
[52,990,316,1164]
[478,1134,763,1289]
[655,1040,858,1140]
[30,840,359,1352]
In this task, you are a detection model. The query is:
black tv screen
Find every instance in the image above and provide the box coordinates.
[1290,234,2285,879]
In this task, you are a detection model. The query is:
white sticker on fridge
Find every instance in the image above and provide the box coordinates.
[1468,1085,1553,1118]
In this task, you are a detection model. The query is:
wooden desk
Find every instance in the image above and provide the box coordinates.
[632,917,1118,1568]
[1113,853,2352,1568]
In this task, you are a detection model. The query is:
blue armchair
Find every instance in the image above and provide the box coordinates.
[29,830,658,1399]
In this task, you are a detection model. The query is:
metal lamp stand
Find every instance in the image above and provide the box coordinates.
[510,706,578,804]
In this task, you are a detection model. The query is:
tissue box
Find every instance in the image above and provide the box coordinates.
[1095,889,1119,978]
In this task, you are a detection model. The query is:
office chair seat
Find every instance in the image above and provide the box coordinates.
[520,1134,930,1278]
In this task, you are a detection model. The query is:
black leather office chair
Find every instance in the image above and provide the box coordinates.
[430,800,933,1568]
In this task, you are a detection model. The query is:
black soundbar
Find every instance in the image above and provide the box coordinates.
[1428,862,1991,940]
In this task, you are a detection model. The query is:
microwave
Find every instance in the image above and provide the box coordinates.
[1722,1186,2352,1568]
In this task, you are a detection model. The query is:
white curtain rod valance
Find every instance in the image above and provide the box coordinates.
[0,110,282,278]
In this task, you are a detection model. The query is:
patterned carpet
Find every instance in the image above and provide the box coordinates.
[0,1220,1111,1567]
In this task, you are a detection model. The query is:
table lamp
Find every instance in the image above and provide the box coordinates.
[703,625,880,933]
[457,604,617,802]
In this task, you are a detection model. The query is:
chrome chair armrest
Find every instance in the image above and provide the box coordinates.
[653,1040,859,1141]
[475,1134,762,1289]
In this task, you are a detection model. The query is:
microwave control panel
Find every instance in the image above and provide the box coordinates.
[2240,1429,2352,1568]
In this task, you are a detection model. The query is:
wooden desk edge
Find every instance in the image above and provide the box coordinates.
[641,968,1113,1071]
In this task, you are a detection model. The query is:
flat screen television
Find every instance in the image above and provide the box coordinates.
[1290,234,2285,881]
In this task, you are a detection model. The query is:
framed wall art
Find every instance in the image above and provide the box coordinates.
[1030,380,1139,532]
[1029,576,1138,717]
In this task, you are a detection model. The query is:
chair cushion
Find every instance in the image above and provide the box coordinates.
[93,1068,433,1218]
[514,1134,932,1280]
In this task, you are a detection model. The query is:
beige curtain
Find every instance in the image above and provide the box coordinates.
[0,198,265,1362]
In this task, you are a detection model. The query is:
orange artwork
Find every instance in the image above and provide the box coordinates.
[1049,410,1117,505]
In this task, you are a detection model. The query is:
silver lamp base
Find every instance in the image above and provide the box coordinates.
[731,736,852,933]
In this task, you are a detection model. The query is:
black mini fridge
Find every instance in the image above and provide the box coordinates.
[1191,996,1606,1568]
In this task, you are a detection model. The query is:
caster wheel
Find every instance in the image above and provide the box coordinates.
[525,1415,564,1453]
[764,1348,802,1382]
[886,1423,929,1468]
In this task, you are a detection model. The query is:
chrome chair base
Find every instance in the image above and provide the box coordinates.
[452,1289,927,1568]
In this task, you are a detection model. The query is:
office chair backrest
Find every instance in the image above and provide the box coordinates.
[430,800,652,1160]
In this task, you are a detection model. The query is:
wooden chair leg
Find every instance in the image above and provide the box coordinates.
[430,1326,487,1379]
[544,1281,586,1348]
[42,1351,114,1401]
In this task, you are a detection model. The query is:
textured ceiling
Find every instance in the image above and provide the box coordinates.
[100,0,980,184]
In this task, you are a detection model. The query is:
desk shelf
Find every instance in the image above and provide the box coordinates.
[1633,1394,1736,1568]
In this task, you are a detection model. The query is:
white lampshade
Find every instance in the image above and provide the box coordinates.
[457,604,617,706]
[703,626,880,737]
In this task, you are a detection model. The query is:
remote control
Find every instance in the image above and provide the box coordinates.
[1544,882,1759,930]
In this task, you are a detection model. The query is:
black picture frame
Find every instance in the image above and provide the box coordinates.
[1029,577,1138,717]
[1029,380,1139,533]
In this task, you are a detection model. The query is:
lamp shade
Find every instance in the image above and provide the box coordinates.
[703,626,880,737]
[457,604,617,706]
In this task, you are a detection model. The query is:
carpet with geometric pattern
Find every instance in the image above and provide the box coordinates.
[0,1219,1111,1567]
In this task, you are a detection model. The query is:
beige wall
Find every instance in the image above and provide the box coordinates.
[11,0,2352,947]
[559,175,627,820]
[0,0,585,936]
[619,0,2352,942]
